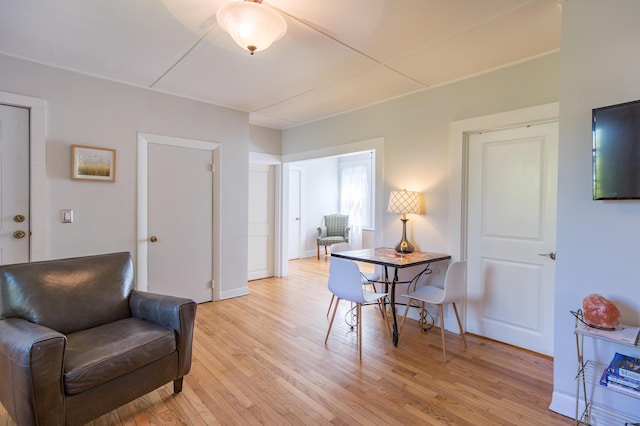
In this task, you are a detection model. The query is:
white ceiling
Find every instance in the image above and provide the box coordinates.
[0,0,561,129]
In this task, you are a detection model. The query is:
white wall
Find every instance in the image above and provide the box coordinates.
[550,0,640,418]
[249,125,281,155]
[0,53,251,299]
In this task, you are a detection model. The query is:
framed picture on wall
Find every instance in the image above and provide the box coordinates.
[71,145,116,182]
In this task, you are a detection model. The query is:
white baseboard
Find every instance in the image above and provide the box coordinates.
[549,389,577,421]
[219,286,249,300]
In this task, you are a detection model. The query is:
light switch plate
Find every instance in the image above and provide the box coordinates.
[62,209,73,223]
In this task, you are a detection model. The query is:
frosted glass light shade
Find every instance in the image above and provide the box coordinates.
[217,0,287,55]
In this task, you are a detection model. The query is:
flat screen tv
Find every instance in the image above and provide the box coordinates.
[592,99,640,200]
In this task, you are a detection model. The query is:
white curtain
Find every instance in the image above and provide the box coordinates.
[340,164,369,249]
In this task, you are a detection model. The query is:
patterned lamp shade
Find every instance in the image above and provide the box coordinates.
[387,190,423,215]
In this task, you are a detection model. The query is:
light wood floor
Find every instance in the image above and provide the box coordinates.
[1,257,572,425]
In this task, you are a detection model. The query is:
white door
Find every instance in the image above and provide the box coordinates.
[288,167,302,260]
[466,122,558,356]
[147,143,213,303]
[248,163,274,280]
[0,104,30,265]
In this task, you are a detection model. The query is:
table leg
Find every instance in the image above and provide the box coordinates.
[391,268,399,346]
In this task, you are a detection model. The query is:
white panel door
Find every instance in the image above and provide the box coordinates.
[148,143,213,303]
[248,163,274,281]
[0,104,29,265]
[288,167,302,260]
[466,122,558,355]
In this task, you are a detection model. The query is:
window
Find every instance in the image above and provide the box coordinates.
[339,152,374,229]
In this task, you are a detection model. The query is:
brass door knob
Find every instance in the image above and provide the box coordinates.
[13,214,25,223]
[13,230,26,239]
[150,236,158,243]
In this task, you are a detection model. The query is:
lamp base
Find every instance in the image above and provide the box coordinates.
[394,218,414,254]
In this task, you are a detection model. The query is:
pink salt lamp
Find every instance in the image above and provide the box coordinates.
[582,294,621,329]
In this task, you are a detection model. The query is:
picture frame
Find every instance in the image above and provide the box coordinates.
[71,145,116,182]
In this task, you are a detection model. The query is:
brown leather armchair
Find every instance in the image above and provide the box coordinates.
[0,252,197,425]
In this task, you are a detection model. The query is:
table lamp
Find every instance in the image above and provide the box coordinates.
[387,189,423,253]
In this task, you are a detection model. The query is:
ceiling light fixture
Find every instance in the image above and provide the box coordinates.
[216,0,287,55]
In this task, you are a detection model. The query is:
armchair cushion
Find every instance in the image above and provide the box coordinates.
[318,236,350,245]
[64,318,176,395]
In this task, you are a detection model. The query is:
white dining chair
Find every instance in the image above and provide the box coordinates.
[326,243,381,318]
[399,261,467,363]
[324,257,389,360]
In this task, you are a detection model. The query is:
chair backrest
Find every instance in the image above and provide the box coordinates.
[324,214,349,237]
[0,252,134,334]
[441,261,467,304]
[328,257,366,303]
[330,242,351,253]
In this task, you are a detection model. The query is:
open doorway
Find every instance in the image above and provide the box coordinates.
[280,138,384,277]
[287,151,375,260]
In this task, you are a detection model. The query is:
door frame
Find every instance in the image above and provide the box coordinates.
[287,164,304,261]
[249,152,283,277]
[0,91,47,262]
[448,103,559,261]
[137,133,221,298]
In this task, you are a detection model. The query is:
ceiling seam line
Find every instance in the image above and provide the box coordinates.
[270,6,382,65]
[382,64,428,87]
[149,26,216,89]
[270,6,427,87]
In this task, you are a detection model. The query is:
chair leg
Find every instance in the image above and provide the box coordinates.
[173,377,183,393]
[357,303,362,361]
[317,244,320,260]
[325,297,340,345]
[399,297,412,335]
[381,297,392,339]
[324,245,328,256]
[452,303,467,349]
[326,294,335,318]
[439,304,447,363]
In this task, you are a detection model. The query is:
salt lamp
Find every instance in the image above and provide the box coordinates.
[582,294,621,329]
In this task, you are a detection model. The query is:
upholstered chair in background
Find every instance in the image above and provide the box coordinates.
[316,214,350,259]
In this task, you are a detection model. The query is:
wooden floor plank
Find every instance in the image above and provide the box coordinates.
[0,258,572,425]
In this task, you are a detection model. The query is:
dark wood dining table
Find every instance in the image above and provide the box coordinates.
[331,247,451,346]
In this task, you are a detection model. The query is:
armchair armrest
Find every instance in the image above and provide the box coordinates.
[344,226,351,238]
[129,290,196,377]
[317,226,327,238]
[0,318,66,425]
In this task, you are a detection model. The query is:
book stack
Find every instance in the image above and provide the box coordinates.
[600,352,640,397]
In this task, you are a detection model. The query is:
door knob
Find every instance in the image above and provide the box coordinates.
[538,251,556,260]
[13,230,26,239]
[150,236,158,243]
[13,214,25,223]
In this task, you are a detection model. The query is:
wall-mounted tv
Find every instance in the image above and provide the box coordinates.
[592,99,640,200]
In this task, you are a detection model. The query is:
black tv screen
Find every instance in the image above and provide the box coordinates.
[592,99,640,200]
